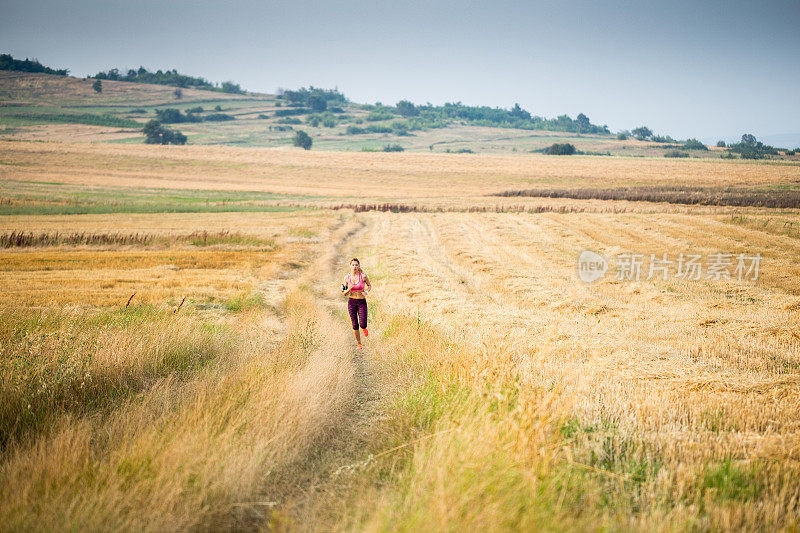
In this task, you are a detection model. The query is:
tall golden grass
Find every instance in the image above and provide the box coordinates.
[1,142,799,530]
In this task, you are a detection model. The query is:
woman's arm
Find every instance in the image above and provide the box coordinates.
[342,274,351,295]
[364,274,372,293]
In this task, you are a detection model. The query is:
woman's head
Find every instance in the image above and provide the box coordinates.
[350,258,360,271]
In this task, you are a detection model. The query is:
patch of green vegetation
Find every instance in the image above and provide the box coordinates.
[392,373,469,433]
[0,180,312,215]
[0,305,233,449]
[224,291,267,313]
[700,408,739,433]
[702,459,761,501]
[559,415,616,439]
[0,112,140,128]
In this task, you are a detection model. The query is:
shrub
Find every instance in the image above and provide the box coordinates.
[257,114,269,119]
[203,113,235,122]
[683,138,708,151]
[322,116,337,128]
[617,133,628,140]
[293,130,312,150]
[275,108,309,117]
[346,126,366,135]
[129,108,147,114]
[143,120,187,145]
[396,100,419,117]
[664,150,689,158]
[544,143,576,155]
[366,124,392,134]
[716,140,726,147]
[186,106,204,114]
[92,79,102,93]
[214,105,222,111]
[382,144,404,152]
[366,108,395,121]
[631,126,653,140]
[155,108,199,124]
[221,81,244,94]
[277,118,302,125]
[306,115,320,127]
[308,95,327,112]
[652,134,678,143]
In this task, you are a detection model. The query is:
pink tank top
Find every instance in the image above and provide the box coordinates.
[349,271,365,291]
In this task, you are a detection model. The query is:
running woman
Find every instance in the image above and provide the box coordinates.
[342,257,371,350]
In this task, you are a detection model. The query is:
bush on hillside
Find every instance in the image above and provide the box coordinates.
[143,120,187,145]
[293,130,312,150]
[544,143,576,155]
[683,138,708,151]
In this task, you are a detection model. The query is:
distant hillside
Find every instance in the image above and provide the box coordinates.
[0,53,69,76]
[1,70,795,160]
[92,66,244,94]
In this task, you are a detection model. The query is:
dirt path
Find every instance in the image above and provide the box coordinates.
[255,213,390,529]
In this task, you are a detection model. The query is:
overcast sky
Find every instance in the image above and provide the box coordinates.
[2,0,799,143]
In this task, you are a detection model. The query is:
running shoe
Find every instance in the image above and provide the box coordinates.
[356,344,363,350]
[362,328,369,337]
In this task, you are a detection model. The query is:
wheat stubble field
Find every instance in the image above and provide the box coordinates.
[1,140,800,531]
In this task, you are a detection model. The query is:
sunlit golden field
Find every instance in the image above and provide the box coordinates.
[1,141,799,531]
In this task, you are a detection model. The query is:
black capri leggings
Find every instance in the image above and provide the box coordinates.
[347,297,368,330]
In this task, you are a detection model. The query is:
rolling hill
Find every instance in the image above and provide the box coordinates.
[0,70,760,158]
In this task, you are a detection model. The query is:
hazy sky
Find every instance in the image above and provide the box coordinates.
[2,0,799,142]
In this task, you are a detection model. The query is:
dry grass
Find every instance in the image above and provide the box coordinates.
[0,71,249,107]
[312,211,800,530]
[497,185,800,208]
[0,229,274,248]
[2,141,799,203]
[1,141,800,530]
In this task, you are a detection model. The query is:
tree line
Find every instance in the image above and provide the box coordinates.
[92,66,244,94]
[390,100,610,134]
[0,53,68,75]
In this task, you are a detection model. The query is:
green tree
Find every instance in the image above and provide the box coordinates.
[220,81,243,94]
[576,113,591,132]
[293,130,312,150]
[740,133,757,146]
[92,79,102,93]
[716,140,726,147]
[143,119,187,145]
[308,95,327,112]
[632,126,653,140]
[396,100,419,117]
[510,103,531,121]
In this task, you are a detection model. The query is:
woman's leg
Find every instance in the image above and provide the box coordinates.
[348,299,362,345]
[358,299,368,330]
